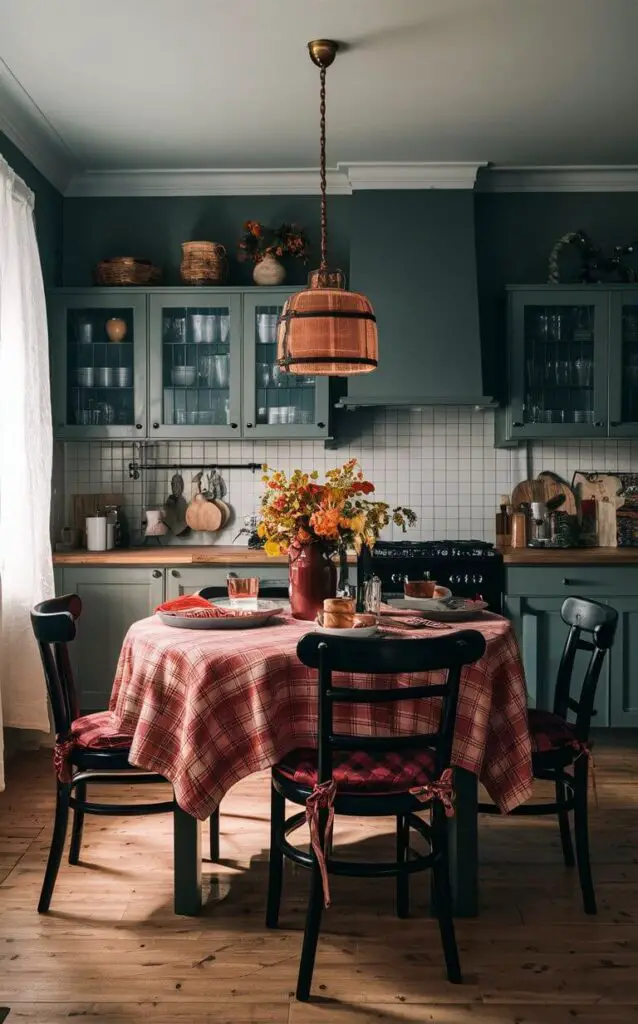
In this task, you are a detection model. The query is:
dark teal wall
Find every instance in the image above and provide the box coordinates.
[62,195,351,286]
[0,131,63,287]
[474,191,638,397]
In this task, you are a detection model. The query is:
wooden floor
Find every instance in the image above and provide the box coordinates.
[1,737,638,1024]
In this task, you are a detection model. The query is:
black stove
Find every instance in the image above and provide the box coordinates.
[360,539,504,613]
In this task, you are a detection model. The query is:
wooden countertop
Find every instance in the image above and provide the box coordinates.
[500,547,638,566]
[53,546,357,567]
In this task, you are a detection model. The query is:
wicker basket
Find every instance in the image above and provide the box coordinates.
[94,257,161,286]
[180,241,227,285]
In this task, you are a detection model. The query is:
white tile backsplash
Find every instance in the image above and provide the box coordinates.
[59,408,638,548]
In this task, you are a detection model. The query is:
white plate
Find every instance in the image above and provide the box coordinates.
[393,589,453,610]
[314,624,379,638]
[158,598,284,630]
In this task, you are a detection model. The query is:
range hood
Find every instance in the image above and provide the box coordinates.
[339,191,493,408]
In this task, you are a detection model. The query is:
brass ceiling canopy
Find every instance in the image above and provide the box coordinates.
[275,39,378,377]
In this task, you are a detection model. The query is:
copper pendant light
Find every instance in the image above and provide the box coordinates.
[276,39,378,376]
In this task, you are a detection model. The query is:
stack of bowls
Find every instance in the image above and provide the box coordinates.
[171,365,197,387]
[114,367,132,387]
[96,367,114,387]
[76,367,94,387]
[257,313,279,344]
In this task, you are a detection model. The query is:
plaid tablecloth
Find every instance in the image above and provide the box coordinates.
[109,613,532,820]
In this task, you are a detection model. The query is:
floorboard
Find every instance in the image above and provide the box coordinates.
[0,733,636,1023]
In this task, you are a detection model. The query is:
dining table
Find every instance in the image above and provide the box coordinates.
[109,609,533,917]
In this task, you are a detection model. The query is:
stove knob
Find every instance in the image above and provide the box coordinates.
[440,548,448,557]
[476,574,483,584]
[391,572,406,584]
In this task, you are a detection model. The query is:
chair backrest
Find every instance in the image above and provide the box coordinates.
[198,581,289,601]
[554,596,618,741]
[30,594,82,738]
[296,630,487,784]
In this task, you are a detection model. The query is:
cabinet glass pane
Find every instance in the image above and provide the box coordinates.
[67,307,135,427]
[161,307,231,426]
[253,303,315,426]
[522,304,596,425]
[621,305,638,423]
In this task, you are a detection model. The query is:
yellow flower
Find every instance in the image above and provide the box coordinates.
[257,522,266,538]
[264,539,282,557]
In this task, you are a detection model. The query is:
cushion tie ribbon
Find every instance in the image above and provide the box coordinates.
[305,779,337,908]
[53,736,76,784]
[408,767,456,817]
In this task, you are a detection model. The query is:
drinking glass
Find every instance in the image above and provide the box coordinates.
[573,358,593,387]
[364,576,382,624]
[213,354,229,388]
[257,363,271,388]
[555,360,570,386]
[227,575,259,607]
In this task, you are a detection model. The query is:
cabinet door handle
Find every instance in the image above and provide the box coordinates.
[317,422,326,429]
[171,569,180,578]
[136,423,143,430]
[512,421,523,427]
[230,422,238,429]
[246,422,253,429]
[152,569,162,579]
[594,421,604,427]
[152,422,160,429]
[561,577,572,586]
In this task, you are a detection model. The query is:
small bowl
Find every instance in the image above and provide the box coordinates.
[171,366,196,387]
[404,579,438,599]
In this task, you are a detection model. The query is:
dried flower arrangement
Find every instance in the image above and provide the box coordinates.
[237,221,310,264]
[258,458,417,558]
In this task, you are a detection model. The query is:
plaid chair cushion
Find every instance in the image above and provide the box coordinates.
[528,708,578,754]
[274,746,438,795]
[54,711,133,782]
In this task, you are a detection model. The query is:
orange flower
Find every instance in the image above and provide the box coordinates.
[309,507,341,539]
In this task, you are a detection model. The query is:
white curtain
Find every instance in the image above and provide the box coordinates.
[0,155,54,791]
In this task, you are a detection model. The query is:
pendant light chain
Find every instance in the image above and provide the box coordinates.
[319,64,328,281]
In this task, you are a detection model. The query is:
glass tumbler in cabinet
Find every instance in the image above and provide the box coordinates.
[242,292,331,438]
[50,292,147,438]
[148,293,241,438]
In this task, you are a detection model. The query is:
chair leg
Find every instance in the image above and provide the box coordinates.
[266,785,285,929]
[396,814,410,919]
[573,758,596,915]
[431,809,462,984]
[209,807,220,862]
[38,782,71,913]
[555,779,575,868]
[296,861,324,1002]
[68,781,86,866]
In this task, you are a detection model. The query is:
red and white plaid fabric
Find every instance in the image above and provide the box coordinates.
[109,612,533,820]
[528,708,582,755]
[275,746,438,794]
[54,710,132,782]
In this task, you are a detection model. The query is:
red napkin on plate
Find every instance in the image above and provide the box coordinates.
[155,595,227,619]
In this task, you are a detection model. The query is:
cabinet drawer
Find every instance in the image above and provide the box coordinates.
[165,565,289,599]
[506,566,638,598]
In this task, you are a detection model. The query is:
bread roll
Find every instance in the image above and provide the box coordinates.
[323,597,355,629]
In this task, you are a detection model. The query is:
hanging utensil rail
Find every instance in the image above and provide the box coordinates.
[129,461,261,480]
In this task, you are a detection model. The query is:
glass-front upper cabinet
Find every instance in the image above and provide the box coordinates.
[148,292,242,438]
[609,294,638,437]
[50,292,147,438]
[242,292,330,439]
[508,288,609,439]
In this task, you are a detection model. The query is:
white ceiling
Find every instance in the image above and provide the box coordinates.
[1,0,638,191]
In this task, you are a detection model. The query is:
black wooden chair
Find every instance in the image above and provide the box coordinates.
[266,629,487,1002]
[479,596,618,914]
[198,580,290,861]
[31,594,175,913]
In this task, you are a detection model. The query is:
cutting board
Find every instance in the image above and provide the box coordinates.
[572,472,623,547]
[511,475,576,515]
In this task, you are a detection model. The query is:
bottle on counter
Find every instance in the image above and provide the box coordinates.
[510,511,528,549]
[495,494,511,547]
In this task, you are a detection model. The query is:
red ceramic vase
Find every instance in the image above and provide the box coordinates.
[288,542,337,621]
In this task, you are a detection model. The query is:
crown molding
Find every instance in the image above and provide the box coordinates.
[65,167,353,197]
[65,161,488,197]
[0,58,78,194]
[479,165,638,192]
[343,161,486,190]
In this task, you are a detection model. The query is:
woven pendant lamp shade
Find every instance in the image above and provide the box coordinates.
[276,285,378,375]
[276,39,379,378]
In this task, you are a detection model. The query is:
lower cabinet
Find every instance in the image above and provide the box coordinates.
[54,566,165,713]
[165,565,289,599]
[505,567,638,728]
[609,598,638,727]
